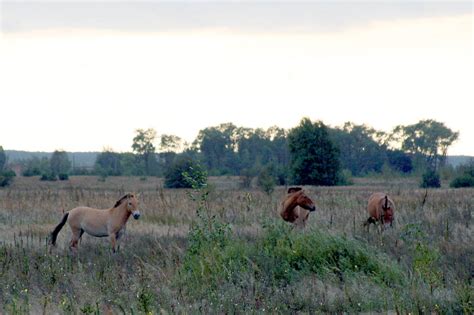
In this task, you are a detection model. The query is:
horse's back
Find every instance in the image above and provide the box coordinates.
[68,207,110,230]
[367,192,385,218]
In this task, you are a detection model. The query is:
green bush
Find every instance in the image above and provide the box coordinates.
[0,170,16,187]
[450,162,474,188]
[179,218,406,299]
[420,169,441,188]
[257,167,276,195]
[450,174,474,188]
[164,158,207,188]
[58,173,69,181]
[40,172,57,181]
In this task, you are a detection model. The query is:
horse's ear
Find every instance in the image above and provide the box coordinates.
[288,187,302,194]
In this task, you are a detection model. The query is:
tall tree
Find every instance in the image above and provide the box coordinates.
[391,119,459,171]
[193,123,238,175]
[159,134,185,153]
[288,118,340,186]
[331,122,387,175]
[0,146,6,171]
[132,128,158,175]
[50,150,71,176]
[94,149,122,176]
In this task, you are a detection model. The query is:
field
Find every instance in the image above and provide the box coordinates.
[0,176,472,314]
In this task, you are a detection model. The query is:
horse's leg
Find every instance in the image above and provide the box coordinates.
[69,228,81,254]
[109,234,117,253]
[78,229,84,244]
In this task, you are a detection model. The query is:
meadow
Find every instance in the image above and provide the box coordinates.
[0,176,472,314]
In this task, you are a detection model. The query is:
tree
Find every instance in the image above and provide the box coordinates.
[0,146,6,171]
[386,149,413,173]
[132,128,159,176]
[50,150,71,178]
[160,134,185,153]
[288,118,340,186]
[193,123,238,175]
[21,157,50,176]
[330,122,387,176]
[94,149,122,176]
[391,120,459,171]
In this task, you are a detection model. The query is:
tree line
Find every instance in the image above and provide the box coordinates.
[3,118,471,188]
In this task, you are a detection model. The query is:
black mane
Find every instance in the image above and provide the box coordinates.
[114,193,133,208]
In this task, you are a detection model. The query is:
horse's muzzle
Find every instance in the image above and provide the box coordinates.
[132,210,141,220]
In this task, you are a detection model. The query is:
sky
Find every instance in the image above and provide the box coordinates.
[0,1,473,155]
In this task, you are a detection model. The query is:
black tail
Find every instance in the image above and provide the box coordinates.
[384,195,388,209]
[50,212,69,246]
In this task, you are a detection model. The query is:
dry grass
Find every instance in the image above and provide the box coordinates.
[0,176,472,313]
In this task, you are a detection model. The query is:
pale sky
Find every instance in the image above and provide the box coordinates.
[0,1,473,155]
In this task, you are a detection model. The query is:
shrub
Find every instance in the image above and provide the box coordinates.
[337,169,354,186]
[58,173,69,181]
[257,167,276,195]
[164,157,207,188]
[0,170,16,187]
[40,172,57,181]
[450,175,474,188]
[420,169,441,188]
[450,162,474,188]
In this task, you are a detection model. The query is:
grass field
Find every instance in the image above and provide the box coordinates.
[0,176,472,314]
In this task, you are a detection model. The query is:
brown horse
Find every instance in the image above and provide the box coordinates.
[50,193,141,253]
[280,187,316,228]
[364,192,395,231]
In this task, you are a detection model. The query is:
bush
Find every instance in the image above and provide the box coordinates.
[450,162,474,188]
[40,172,57,181]
[420,169,441,188]
[164,158,207,188]
[0,170,16,187]
[179,219,406,300]
[58,173,69,181]
[450,174,474,188]
[257,167,276,195]
[337,169,354,186]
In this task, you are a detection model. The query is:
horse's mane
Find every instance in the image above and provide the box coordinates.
[114,193,134,208]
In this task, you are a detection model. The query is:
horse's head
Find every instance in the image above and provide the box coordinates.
[288,187,316,212]
[115,193,141,219]
[381,196,394,226]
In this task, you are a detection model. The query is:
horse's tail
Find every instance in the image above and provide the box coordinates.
[50,212,69,246]
[384,195,388,209]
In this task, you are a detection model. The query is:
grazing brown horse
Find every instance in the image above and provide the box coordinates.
[50,193,141,253]
[280,187,316,228]
[364,192,395,231]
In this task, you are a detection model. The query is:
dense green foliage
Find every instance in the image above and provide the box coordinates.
[50,150,71,178]
[331,123,386,175]
[420,169,441,188]
[0,146,15,187]
[288,118,340,185]
[450,161,474,188]
[0,146,6,171]
[2,119,461,186]
[0,169,16,187]
[392,119,459,171]
[21,157,50,176]
[164,157,207,188]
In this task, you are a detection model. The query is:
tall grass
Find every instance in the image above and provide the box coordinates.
[0,176,472,313]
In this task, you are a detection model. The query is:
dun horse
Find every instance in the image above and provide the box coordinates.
[280,187,316,228]
[50,193,141,253]
[364,192,395,231]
